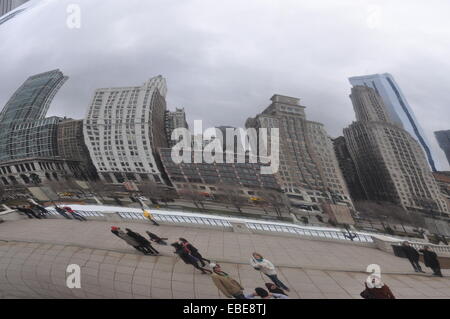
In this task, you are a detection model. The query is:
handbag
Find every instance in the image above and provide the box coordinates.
[360,288,373,299]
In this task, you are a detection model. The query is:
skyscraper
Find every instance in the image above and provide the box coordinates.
[0,0,29,16]
[0,70,87,187]
[165,107,188,148]
[435,130,450,167]
[344,86,447,214]
[0,69,68,161]
[349,73,438,171]
[84,75,169,184]
[246,94,352,209]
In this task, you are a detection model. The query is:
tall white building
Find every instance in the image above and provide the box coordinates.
[84,75,169,184]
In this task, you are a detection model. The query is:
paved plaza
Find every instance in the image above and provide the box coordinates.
[1,219,450,299]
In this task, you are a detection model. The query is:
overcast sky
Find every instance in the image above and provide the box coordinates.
[0,0,449,169]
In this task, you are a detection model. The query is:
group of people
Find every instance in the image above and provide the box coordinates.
[402,241,443,277]
[53,204,88,221]
[210,254,290,299]
[111,226,160,255]
[14,203,50,219]
[110,225,291,299]
[14,202,88,222]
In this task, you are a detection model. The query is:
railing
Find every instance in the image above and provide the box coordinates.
[45,206,374,243]
[47,208,104,218]
[408,242,450,255]
[117,211,232,228]
[247,222,374,243]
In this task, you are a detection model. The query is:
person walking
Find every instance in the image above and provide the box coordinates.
[250,252,290,292]
[171,242,212,274]
[265,283,288,296]
[142,209,160,226]
[360,278,395,299]
[179,238,210,267]
[16,206,41,219]
[63,206,87,221]
[210,264,246,299]
[401,242,425,273]
[245,287,289,299]
[420,246,443,277]
[126,228,159,255]
[31,204,49,219]
[111,226,148,254]
[146,231,168,245]
[53,203,72,219]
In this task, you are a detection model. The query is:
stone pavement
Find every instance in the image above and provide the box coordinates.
[1,219,450,299]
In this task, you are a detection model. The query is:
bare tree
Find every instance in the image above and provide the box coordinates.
[259,190,288,217]
[179,187,206,211]
[215,185,248,213]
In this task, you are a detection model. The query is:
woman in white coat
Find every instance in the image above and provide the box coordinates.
[250,252,290,292]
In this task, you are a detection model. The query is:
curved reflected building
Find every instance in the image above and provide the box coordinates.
[0,70,88,187]
[349,73,438,172]
[0,69,68,161]
[84,75,169,184]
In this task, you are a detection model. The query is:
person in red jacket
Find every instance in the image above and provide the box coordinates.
[63,206,87,221]
[361,278,395,299]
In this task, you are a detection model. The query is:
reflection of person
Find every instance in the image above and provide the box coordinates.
[401,242,424,273]
[210,264,246,299]
[265,282,288,296]
[361,278,395,299]
[146,231,168,245]
[126,228,159,255]
[420,246,443,277]
[245,287,289,299]
[250,252,289,292]
[179,238,210,266]
[142,209,159,226]
[171,243,211,274]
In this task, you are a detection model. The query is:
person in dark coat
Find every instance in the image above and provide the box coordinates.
[420,246,443,277]
[265,282,288,296]
[361,278,395,299]
[53,203,72,219]
[31,204,49,218]
[171,242,212,274]
[146,231,168,245]
[16,206,41,219]
[111,226,147,254]
[402,242,424,273]
[126,228,159,255]
[179,237,210,267]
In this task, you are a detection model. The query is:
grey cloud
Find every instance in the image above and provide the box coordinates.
[0,0,449,169]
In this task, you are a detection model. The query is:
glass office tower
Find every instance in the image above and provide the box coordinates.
[0,69,68,161]
[349,73,438,172]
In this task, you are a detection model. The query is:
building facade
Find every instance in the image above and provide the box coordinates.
[245,94,352,209]
[159,148,281,198]
[435,130,450,167]
[165,108,188,147]
[349,73,438,171]
[84,75,169,184]
[344,86,448,214]
[57,119,98,180]
[0,70,86,187]
[333,136,366,201]
[0,69,68,162]
[0,0,28,16]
